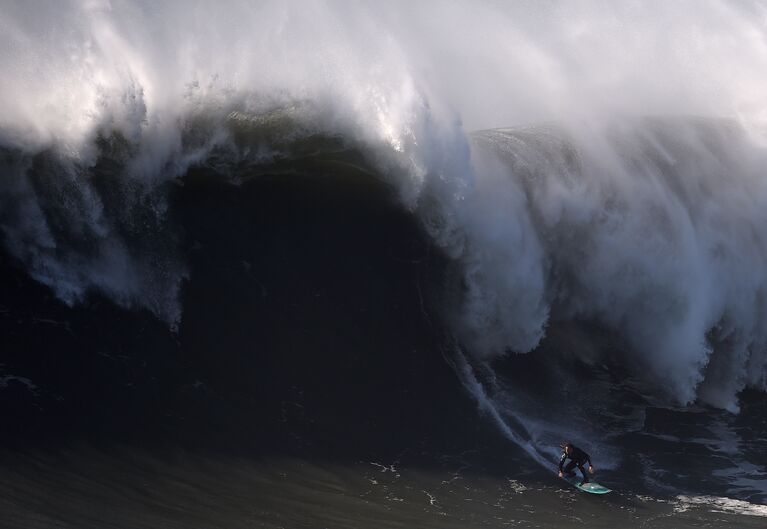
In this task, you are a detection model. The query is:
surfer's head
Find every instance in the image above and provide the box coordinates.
[560,442,572,454]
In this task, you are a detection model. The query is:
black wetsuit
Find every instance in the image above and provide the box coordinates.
[559,445,591,483]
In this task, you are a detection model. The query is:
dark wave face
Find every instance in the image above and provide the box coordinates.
[1,1,767,527]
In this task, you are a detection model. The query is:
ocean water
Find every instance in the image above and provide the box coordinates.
[1,1,766,527]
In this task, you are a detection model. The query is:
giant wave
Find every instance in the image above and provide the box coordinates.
[1,1,767,470]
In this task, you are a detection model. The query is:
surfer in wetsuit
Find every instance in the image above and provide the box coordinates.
[558,442,594,484]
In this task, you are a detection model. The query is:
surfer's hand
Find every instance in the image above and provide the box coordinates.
[558,471,564,478]
[588,465,595,474]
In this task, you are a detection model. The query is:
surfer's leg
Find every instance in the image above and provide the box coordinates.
[564,461,577,477]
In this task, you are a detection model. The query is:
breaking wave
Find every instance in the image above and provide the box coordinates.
[2,0,767,423]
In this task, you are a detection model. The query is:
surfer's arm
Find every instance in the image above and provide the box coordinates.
[584,452,594,472]
[558,452,567,471]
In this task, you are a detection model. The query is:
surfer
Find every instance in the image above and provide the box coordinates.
[557,442,594,484]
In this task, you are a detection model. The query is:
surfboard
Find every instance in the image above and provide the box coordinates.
[562,474,611,494]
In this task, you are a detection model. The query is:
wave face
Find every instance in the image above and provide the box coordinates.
[1,0,767,442]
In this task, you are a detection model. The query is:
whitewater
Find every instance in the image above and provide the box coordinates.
[1,1,767,525]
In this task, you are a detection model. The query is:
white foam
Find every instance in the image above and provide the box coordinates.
[0,375,38,394]
[674,495,767,517]
[506,479,528,493]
